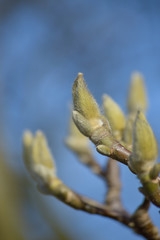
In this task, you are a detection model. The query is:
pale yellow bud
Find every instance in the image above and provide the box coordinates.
[123,113,136,145]
[103,94,125,140]
[72,73,112,138]
[127,72,147,114]
[65,116,90,153]
[23,130,56,187]
[72,110,93,137]
[72,73,100,120]
[129,111,158,174]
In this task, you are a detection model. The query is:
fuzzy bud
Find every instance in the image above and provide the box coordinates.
[123,113,136,145]
[72,73,100,120]
[65,116,90,153]
[103,94,125,140]
[129,112,158,174]
[23,130,56,187]
[127,72,147,114]
[72,73,111,139]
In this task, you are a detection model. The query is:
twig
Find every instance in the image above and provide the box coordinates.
[105,158,126,213]
[96,140,134,168]
[38,177,160,240]
[130,198,160,240]
[38,177,130,226]
[23,130,160,240]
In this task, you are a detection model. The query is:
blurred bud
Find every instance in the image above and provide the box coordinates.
[123,113,136,145]
[129,111,158,174]
[23,130,33,168]
[149,163,160,180]
[23,130,56,187]
[103,94,125,140]
[65,116,90,153]
[127,72,147,114]
[96,144,111,156]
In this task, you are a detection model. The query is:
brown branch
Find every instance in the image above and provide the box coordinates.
[38,177,130,225]
[105,159,126,213]
[108,142,131,166]
[130,198,160,240]
[96,141,132,167]
[38,177,160,240]
[23,130,160,239]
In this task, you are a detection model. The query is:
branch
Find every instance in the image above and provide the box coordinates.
[38,177,130,225]
[38,175,160,240]
[23,130,160,240]
[96,141,131,166]
[105,158,126,213]
[130,198,160,240]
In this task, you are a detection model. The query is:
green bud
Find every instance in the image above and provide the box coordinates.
[72,73,112,138]
[65,116,90,153]
[127,72,147,114]
[72,73,100,120]
[96,144,111,156]
[72,73,120,159]
[149,163,160,180]
[103,94,125,140]
[68,113,87,139]
[23,130,56,186]
[72,110,93,137]
[129,111,158,174]
[123,113,136,145]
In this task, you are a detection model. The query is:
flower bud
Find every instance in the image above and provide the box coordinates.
[129,111,158,174]
[23,130,56,187]
[103,94,125,140]
[72,110,93,137]
[123,113,136,145]
[72,73,100,120]
[72,73,111,139]
[127,72,147,114]
[65,116,90,153]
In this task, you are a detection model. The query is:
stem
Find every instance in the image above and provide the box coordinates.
[105,158,125,213]
[130,198,160,240]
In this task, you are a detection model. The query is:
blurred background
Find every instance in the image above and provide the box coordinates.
[0,0,160,239]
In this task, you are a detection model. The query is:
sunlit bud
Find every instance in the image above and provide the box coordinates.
[65,116,90,153]
[127,72,147,114]
[149,163,160,180]
[103,94,125,140]
[72,73,100,120]
[72,73,111,138]
[72,73,123,159]
[23,130,56,187]
[129,111,158,174]
[72,110,93,137]
[123,113,136,145]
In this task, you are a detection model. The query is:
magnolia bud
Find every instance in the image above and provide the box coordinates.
[103,94,125,140]
[127,72,147,114]
[65,116,90,153]
[72,73,100,120]
[129,111,158,174]
[23,130,56,187]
